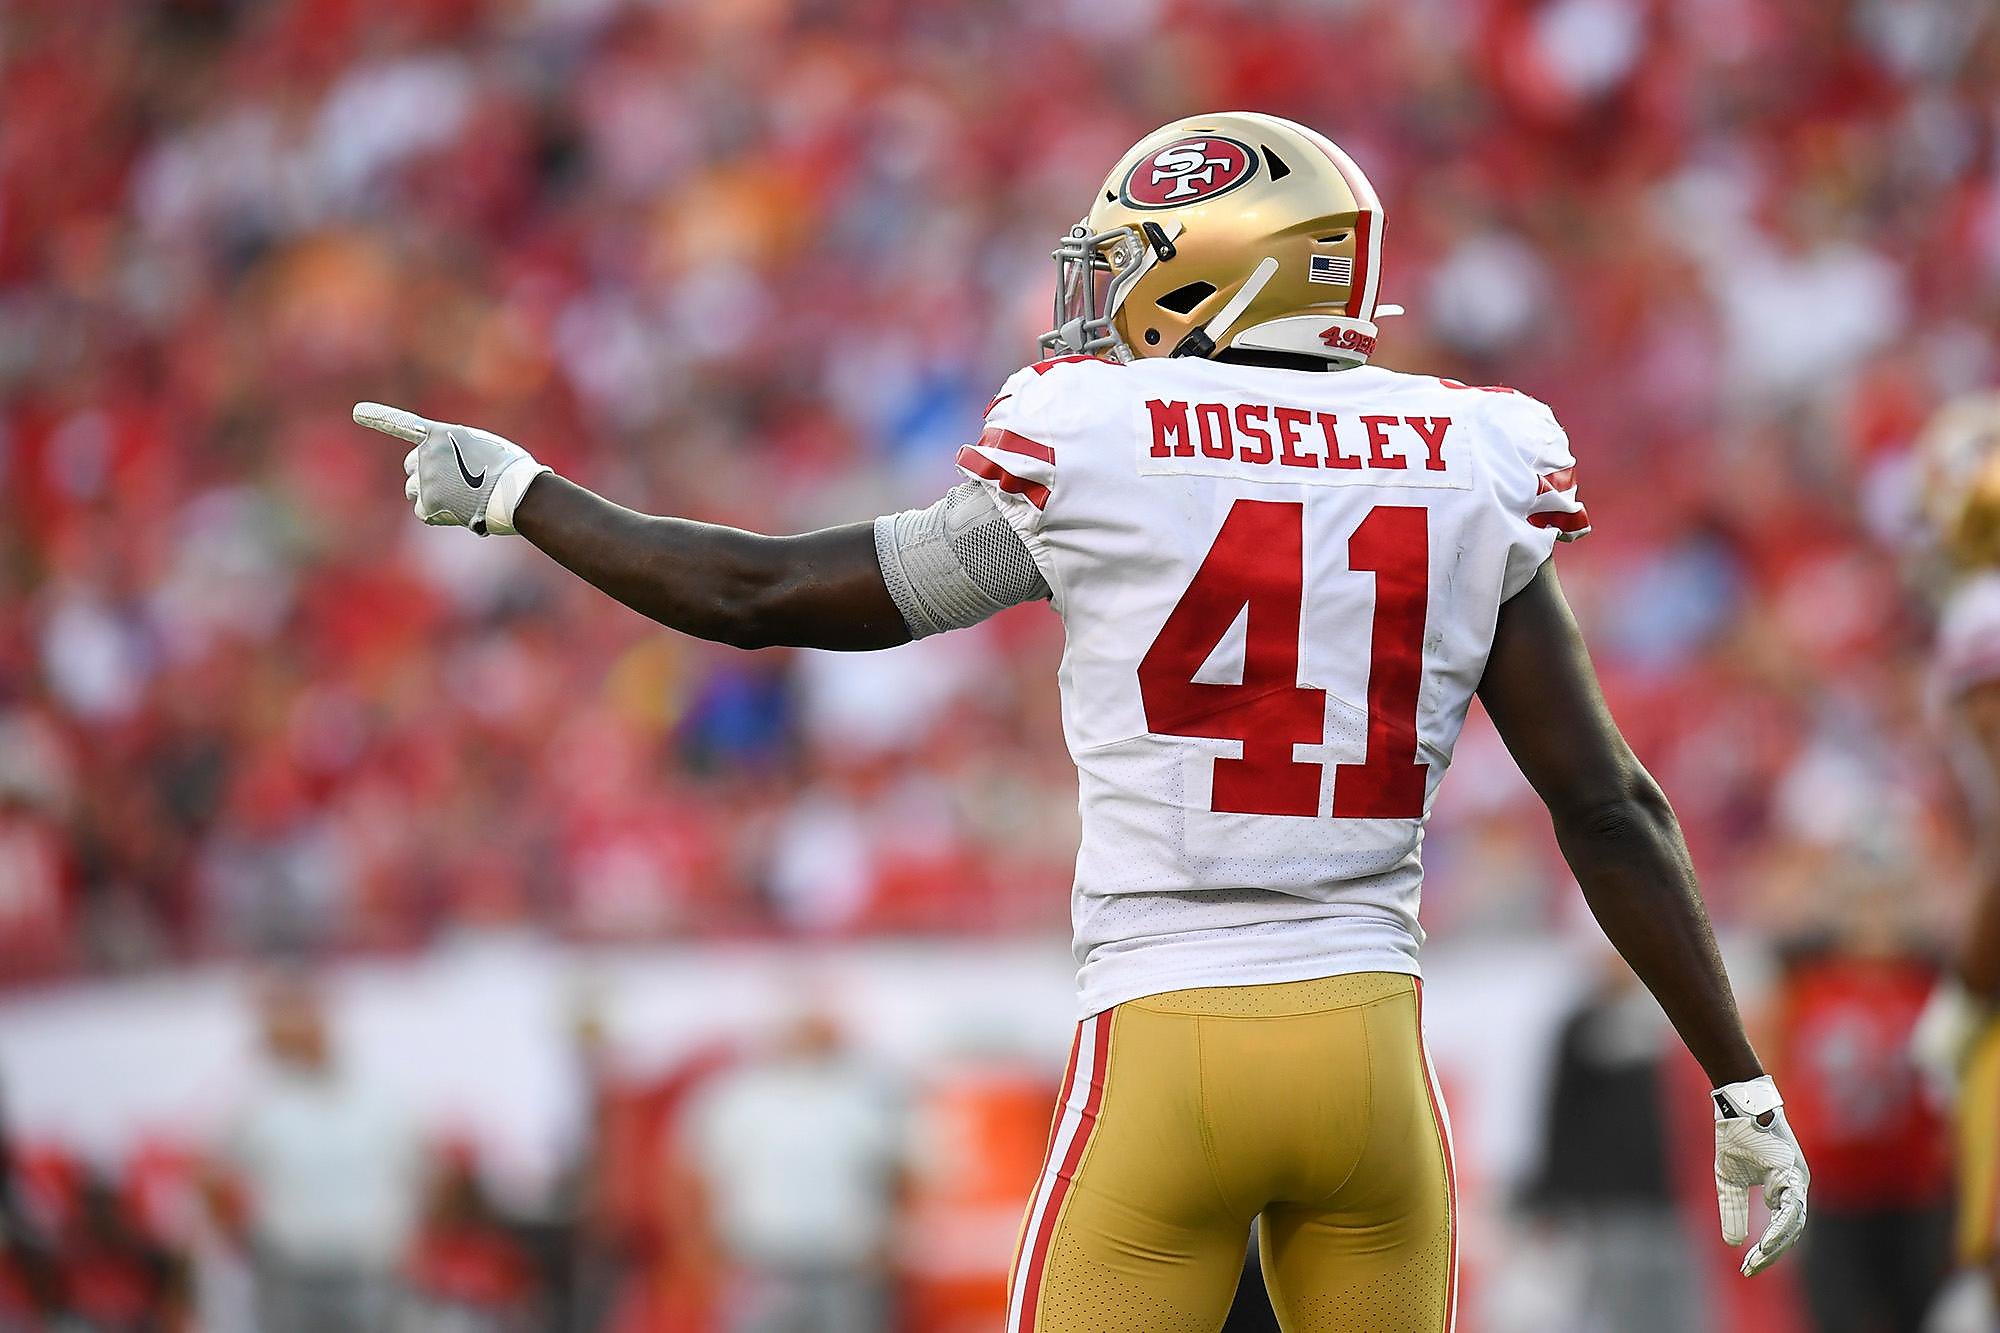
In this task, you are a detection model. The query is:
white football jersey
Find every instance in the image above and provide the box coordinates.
[957,355,1589,1016]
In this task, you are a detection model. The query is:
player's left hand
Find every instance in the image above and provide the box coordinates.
[352,402,550,536]
[1712,1076,1810,1277]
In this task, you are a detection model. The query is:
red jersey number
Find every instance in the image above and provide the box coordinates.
[1138,500,1430,819]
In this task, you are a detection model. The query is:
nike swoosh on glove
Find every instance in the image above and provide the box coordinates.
[1713,1076,1810,1277]
[352,402,551,536]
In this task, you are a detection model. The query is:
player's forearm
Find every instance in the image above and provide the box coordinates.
[512,474,911,651]
[1551,778,1764,1087]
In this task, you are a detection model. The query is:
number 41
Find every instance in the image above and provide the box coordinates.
[1137,500,1429,819]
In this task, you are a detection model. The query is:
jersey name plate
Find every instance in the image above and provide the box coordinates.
[1135,397,1473,490]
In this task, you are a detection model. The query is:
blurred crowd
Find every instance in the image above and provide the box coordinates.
[3,0,1998,968]
[0,973,1025,1332]
[0,932,1965,1333]
[4,0,2000,1327]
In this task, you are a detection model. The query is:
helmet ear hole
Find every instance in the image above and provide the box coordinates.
[1156,281,1217,315]
[1144,329,1162,345]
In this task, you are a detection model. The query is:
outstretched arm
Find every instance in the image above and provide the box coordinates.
[352,401,909,651]
[513,476,909,651]
[1477,559,1759,1085]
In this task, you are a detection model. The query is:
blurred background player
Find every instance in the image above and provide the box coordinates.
[1768,851,1950,1333]
[676,1001,904,1333]
[214,972,421,1332]
[1912,391,2000,1327]
[1519,955,1702,1333]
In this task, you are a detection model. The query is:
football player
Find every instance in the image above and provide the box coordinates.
[1911,392,2000,1316]
[356,112,1808,1331]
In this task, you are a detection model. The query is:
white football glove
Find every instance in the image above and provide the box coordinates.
[1713,1076,1810,1277]
[352,402,551,536]
[1911,978,1988,1101]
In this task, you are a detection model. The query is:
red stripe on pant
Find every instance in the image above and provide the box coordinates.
[1034,1025,1085,1187]
[1005,1022,1083,1330]
[1415,980,1459,1333]
[1007,1011,1111,1333]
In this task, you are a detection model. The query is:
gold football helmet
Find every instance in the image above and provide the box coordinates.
[1042,111,1400,369]
[1920,391,2000,568]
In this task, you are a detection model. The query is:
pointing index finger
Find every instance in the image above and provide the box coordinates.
[353,402,433,444]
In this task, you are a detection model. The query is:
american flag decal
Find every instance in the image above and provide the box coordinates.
[1309,254,1354,285]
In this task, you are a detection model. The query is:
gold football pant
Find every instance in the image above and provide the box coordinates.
[1956,1019,2000,1266]
[1005,973,1456,1333]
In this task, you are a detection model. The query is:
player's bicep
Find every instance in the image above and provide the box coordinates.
[874,483,1050,639]
[1477,560,1650,815]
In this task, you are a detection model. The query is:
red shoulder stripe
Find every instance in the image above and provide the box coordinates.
[1029,354,1105,374]
[1528,508,1591,533]
[957,445,1051,510]
[1536,467,1576,494]
[979,426,1055,464]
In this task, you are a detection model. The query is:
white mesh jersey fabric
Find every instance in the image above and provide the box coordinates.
[953,355,1585,1018]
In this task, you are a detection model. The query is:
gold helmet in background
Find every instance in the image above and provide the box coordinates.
[1042,111,1401,369]
[1920,391,2000,568]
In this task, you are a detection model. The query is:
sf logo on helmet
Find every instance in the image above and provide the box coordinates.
[1122,135,1257,209]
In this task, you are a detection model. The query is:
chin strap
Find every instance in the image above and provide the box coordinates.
[1171,256,1280,359]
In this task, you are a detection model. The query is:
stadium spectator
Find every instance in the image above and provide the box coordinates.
[402,1141,543,1332]
[0,1087,62,1330]
[1770,861,1954,1333]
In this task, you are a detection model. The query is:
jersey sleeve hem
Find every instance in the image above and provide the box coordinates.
[954,453,1066,614]
[1489,392,1586,599]
[957,383,1067,610]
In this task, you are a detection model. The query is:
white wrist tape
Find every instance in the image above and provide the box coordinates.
[1713,1075,1782,1120]
[484,460,552,536]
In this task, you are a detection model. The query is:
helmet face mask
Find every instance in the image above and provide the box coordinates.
[1043,224,1143,360]
[1043,222,1173,361]
[1040,112,1398,369]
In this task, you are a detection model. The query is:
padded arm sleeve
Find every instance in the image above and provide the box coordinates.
[873,483,1051,639]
